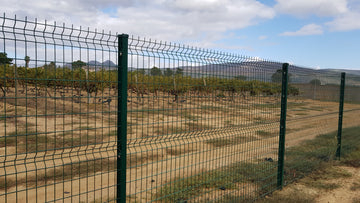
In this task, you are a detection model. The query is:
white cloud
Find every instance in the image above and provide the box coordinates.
[326,12,360,31]
[274,0,360,32]
[275,0,348,17]
[280,24,323,36]
[0,0,275,47]
[258,35,268,40]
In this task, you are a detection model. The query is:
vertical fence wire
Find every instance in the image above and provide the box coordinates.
[0,14,360,203]
[0,14,119,202]
[126,37,283,202]
[283,66,360,186]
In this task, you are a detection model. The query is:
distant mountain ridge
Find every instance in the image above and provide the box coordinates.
[179,61,360,85]
[64,60,117,69]
[63,60,359,85]
[321,69,360,76]
[88,60,116,68]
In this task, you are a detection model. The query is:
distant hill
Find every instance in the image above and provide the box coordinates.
[179,61,360,85]
[64,60,359,86]
[88,60,117,68]
[65,60,117,70]
[321,69,360,76]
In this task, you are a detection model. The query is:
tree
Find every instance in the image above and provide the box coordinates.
[234,75,246,80]
[25,56,30,68]
[175,68,183,76]
[271,69,291,83]
[44,62,56,72]
[133,69,146,75]
[164,68,173,77]
[150,66,162,76]
[271,69,282,83]
[72,60,86,70]
[0,52,13,65]
[310,79,321,86]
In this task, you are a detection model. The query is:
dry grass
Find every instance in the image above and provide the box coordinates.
[255,189,316,203]
[206,136,257,148]
[351,181,360,191]
[0,131,106,153]
[0,152,164,190]
[353,197,360,203]
[256,130,277,137]
[0,158,116,190]
[165,146,196,156]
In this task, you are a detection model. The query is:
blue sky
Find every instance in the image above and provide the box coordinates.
[1,0,360,70]
[225,14,360,70]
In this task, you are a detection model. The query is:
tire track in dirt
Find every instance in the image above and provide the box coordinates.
[1,108,359,202]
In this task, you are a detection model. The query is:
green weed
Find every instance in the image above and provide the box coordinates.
[351,181,360,191]
[155,161,277,202]
[256,130,277,137]
[156,126,360,202]
[206,136,257,147]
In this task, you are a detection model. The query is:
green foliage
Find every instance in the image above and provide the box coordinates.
[156,126,360,202]
[43,62,56,72]
[72,60,86,70]
[150,66,162,76]
[234,75,246,80]
[156,161,277,202]
[310,79,321,86]
[271,69,283,83]
[164,68,173,77]
[0,63,300,101]
[284,126,360,185]
[175,68,183,76]
[288,85,300,96]
[271,69,292,83]
[24,56,30,68]
[0,52,13,65]
[132,69,146,75]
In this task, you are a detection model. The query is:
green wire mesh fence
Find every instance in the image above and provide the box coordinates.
[126,37,284,202]
[283,67,360,186]
[1,14,119,202]
[0,14,360,203]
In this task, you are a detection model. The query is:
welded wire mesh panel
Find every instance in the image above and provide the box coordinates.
[3,13,358,203]
[126,37,283,202]
[0,15,119,202]
[343,74,360,125]
[283,67,360,186]
[285,68,342,143]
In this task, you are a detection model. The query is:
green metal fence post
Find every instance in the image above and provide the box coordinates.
[277,63,289,189]
[336,72,346,159]
[117,34,129,203]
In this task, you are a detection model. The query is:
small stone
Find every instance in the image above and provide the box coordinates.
[265,157,274,162]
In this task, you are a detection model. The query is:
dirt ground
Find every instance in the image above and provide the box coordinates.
[316,166,360,203]
[1,86,360,202]
[268,165,360,203]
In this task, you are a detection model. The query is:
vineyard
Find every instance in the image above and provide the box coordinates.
[1,15,360,203]
[0,64,301,102]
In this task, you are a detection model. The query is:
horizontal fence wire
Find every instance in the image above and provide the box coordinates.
[283,66,360,186]
[126,36,283,202]
[0,14,119,203]
[0,14,360,203]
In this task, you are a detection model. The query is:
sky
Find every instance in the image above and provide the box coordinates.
[1,0,360,70]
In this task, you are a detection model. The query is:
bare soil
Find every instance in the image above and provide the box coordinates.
[269,166,360,203]
[1,87,360,202]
